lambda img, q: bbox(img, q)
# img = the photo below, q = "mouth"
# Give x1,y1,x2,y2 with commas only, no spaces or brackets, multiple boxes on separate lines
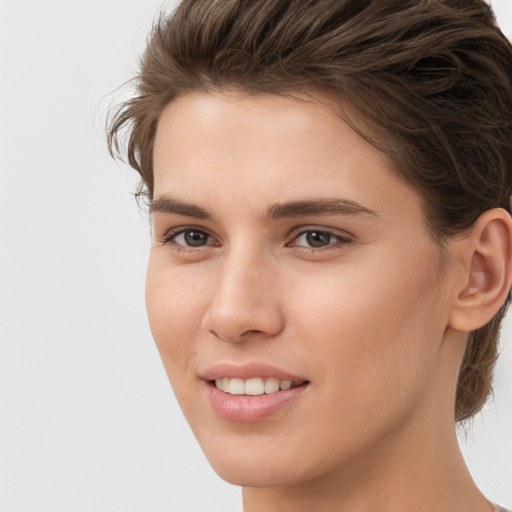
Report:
201,362,310,422
205,378,310,423
210,377,308,396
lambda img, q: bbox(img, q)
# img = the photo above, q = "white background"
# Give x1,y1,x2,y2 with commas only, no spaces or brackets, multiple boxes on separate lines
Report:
0,1,511,511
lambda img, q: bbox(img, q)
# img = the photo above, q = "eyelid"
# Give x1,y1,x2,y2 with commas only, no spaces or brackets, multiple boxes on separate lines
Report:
155,224,353,253
288,226,353,242
156,225,220,247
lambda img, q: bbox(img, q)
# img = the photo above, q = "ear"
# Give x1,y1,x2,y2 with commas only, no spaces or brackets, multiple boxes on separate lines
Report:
449,208,512,332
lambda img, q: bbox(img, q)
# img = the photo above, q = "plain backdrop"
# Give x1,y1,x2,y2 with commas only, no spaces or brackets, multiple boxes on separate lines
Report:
0,1,511,511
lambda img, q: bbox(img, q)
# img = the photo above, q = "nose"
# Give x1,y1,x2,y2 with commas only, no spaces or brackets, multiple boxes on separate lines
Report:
201,249,285,343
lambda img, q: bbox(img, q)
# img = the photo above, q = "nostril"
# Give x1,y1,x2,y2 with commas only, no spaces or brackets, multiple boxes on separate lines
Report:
241,329,264,336
208,328,264,343
202,294,285,342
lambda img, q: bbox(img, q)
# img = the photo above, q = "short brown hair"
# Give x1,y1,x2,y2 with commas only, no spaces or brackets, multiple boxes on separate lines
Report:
107,0,512,422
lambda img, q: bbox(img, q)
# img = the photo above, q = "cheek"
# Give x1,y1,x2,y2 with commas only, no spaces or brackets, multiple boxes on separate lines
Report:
145,255,210,374
290,247,446,414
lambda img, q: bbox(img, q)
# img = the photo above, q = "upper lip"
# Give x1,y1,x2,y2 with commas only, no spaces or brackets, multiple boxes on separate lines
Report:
201,361,308,382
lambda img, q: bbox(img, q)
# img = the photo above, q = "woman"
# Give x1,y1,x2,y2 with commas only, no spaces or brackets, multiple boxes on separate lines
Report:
108,1,512,510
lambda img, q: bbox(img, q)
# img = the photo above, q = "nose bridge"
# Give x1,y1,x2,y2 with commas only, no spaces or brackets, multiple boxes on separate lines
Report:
202,242,283,341
222,245,267,295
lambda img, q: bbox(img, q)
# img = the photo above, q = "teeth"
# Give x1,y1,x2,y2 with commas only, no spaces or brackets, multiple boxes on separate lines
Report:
245,377,265,395
213,377,304,395
280,380,292,390
228,378,245,395
264,377,280,394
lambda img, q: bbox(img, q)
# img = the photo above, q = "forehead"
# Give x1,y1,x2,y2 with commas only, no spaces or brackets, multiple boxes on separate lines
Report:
155,89,349,161
152,90,424,228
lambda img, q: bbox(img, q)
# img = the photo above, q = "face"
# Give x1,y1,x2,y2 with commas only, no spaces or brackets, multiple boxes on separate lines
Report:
147,90,457,487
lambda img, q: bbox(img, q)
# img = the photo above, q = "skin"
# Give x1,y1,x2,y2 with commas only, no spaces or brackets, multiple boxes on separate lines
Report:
147,90,507,512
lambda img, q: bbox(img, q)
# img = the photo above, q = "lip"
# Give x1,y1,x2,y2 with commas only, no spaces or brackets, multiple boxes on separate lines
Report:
201,362,310,423
201,361,307,382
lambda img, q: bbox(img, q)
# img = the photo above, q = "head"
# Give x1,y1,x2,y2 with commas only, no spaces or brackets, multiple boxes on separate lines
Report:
107,0,512,487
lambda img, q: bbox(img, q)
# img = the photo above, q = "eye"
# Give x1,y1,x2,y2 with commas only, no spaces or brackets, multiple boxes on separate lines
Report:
174,229,211,247
297,230,334,248
289,229,350,250
160,227,218,249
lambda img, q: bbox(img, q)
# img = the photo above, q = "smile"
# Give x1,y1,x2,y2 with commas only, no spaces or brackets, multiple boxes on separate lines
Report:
213,377,306,395
202,362,310,422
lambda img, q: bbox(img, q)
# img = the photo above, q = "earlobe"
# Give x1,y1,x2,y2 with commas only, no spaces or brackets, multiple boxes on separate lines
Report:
449,208,512,332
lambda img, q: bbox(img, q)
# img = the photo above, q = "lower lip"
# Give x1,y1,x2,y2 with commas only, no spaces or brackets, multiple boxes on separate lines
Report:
206,381,309,423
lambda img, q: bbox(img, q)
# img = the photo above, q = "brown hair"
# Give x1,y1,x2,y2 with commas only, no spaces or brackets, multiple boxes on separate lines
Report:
107,0,512,422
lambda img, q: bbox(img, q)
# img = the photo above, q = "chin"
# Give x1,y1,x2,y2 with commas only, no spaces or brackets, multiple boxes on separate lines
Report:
211,457,312,488
198,436,335,489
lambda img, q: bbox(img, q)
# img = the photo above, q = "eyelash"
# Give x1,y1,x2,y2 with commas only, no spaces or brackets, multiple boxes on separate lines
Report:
157,227,219,252
288,229,352,252
157,226,352,254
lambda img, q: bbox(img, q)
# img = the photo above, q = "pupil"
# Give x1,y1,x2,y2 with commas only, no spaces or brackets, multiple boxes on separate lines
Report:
306,231,331,247
184,230,207,246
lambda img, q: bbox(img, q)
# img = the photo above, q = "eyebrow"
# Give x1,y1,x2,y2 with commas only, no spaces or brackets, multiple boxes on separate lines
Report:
150,196,213,219
267,198,378,219
149,195,378,220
